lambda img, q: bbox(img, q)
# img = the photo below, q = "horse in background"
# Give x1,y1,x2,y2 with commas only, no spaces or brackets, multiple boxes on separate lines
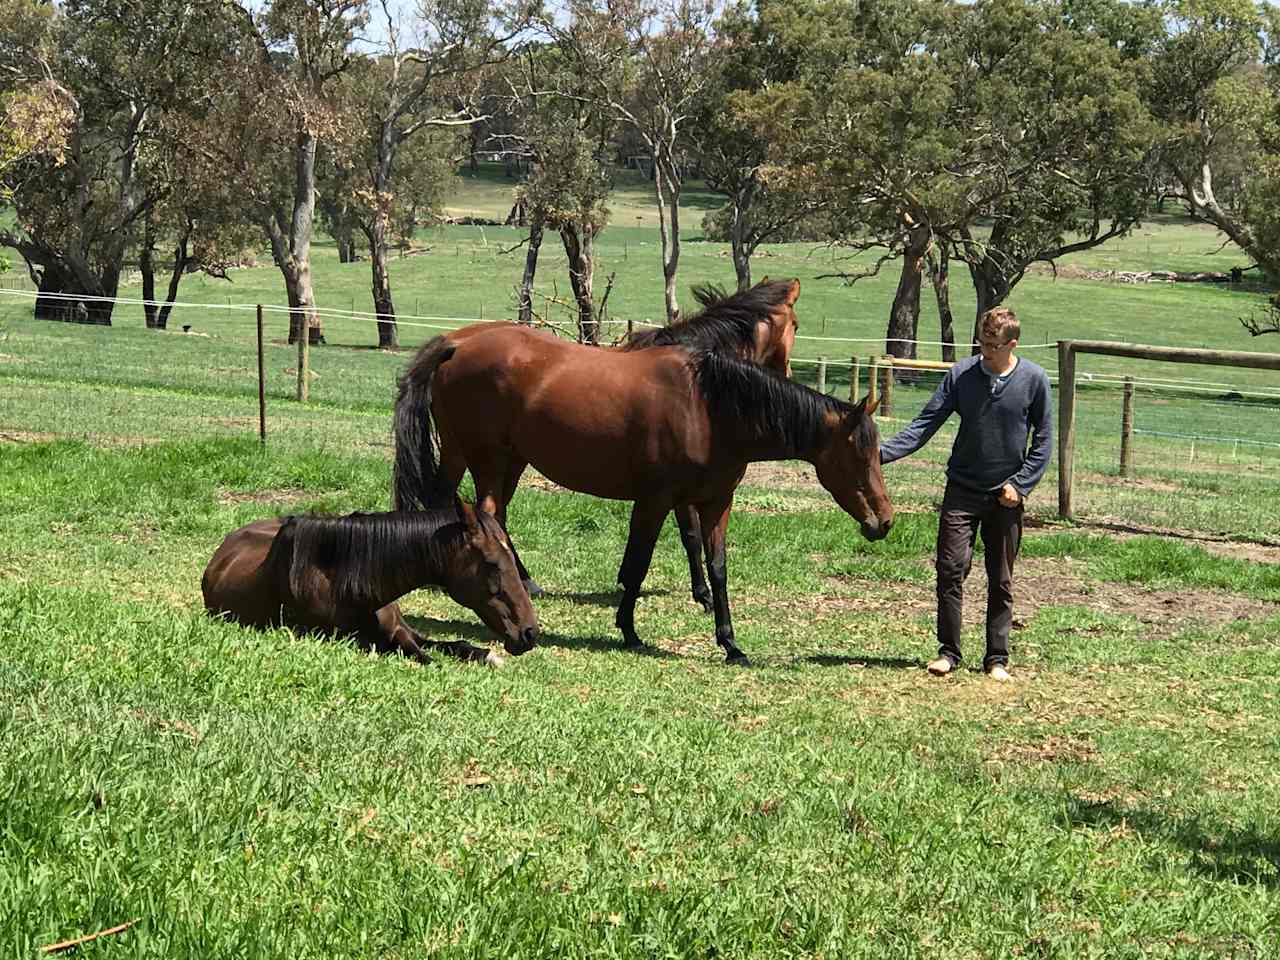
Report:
394,278,802,610
393,334,891,665
202,502,538,667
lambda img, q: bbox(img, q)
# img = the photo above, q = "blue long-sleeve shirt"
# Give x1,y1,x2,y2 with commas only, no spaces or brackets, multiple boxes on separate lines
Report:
879,355,1053,497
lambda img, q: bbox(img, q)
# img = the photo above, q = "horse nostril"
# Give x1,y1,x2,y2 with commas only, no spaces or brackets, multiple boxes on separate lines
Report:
520,626,538,648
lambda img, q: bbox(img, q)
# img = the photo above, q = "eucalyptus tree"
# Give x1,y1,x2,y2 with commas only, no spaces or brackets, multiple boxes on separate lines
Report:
547,0,719,323
339,0,528,348
209,0,369,344
1149,0,1280,333
810,0,1160,358
503,45,616,341
0,0,239,325
807,0,965,360
943,0,1161,338
692,0,834,291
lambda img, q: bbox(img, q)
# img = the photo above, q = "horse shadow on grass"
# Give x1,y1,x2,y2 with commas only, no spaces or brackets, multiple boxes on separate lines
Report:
1064,796,1280,888
544,588,671,608
402,614,676,659
802,654,921,670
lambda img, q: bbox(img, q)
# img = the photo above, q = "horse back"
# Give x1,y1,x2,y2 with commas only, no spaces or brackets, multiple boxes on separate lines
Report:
435,326,713,498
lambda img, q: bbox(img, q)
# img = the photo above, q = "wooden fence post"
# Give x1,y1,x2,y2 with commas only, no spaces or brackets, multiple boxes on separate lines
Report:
296,310,310,403
257,305,267,444
850,356,861,403
1119,375,1134,477
868,356,880,412
880,358,894,418
1057,342,1076,519
817,357,827,394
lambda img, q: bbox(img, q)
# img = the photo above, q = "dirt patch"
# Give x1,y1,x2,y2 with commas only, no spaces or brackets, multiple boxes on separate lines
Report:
1026,514,1280,565
0,429,59,444
989,734,1097,765
820,554,1276,634
216,488,310,506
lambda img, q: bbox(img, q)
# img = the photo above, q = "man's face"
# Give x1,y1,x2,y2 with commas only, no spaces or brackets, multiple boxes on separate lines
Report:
979,331,1017,363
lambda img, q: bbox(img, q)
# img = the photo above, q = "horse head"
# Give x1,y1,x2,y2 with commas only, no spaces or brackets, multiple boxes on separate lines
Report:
751,277,800,378
812,394,894,541
444,502,539,655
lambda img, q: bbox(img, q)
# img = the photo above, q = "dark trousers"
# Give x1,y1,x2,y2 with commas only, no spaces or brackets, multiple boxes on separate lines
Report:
935,481,1024,669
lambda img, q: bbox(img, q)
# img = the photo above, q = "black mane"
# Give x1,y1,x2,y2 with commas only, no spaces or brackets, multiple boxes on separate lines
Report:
621,280,793,357
692,352,878,457
265,506,502,608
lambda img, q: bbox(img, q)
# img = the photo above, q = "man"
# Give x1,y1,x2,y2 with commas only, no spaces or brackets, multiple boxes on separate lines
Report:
879,306,1053,681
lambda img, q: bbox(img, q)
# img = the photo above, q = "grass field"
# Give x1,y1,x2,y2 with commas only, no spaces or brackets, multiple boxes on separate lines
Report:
2,169,1280,957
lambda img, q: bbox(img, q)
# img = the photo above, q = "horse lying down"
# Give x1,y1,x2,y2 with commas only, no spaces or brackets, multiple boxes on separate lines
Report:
202,502,538,667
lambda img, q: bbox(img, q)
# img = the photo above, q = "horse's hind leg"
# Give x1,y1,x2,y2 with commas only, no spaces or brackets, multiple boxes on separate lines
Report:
673,503,713,613
698,495,749,666
615,500,669,650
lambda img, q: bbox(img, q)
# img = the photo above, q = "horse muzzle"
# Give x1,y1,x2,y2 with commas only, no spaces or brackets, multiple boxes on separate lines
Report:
506,624,539,656
859,517,892,541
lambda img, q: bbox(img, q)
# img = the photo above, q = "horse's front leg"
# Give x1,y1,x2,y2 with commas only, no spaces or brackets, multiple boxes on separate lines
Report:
473,458,542,599
698,494,748,666
672,503,713,613
615,500,671,649
375,606,503,667
498,460,543,598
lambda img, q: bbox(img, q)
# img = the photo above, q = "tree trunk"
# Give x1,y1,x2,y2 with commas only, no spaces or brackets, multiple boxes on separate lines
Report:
653,153,682,324
886,222,931,360
926,239,956,363
730,200,752,292
560,222,597,344
141,218,159,329
968,260,1011,354
33,261,77,322
276,131,322,345
517,216,544,325
31,258,113,325
156,230,193,331
365,213,398,349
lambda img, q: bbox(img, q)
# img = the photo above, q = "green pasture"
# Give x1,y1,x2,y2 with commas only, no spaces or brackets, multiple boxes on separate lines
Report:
2,170,1280,956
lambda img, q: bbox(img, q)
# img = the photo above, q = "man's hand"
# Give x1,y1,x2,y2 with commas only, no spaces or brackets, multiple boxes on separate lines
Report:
998,483,1022,508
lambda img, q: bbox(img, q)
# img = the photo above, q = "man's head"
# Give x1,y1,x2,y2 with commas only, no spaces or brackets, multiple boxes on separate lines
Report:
978,306,1019,362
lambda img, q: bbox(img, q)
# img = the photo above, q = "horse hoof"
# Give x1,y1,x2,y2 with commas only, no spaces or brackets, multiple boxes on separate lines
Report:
693,592,713,614
621,636,646,651
485,650,506,669
725,652,751,667
523,579,545,599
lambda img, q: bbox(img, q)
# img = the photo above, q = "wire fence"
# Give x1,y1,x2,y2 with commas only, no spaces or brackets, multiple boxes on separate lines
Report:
3,287,1278,533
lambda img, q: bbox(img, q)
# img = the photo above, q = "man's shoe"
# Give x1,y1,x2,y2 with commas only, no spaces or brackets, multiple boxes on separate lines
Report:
926,657,954,676
986,664,1012,682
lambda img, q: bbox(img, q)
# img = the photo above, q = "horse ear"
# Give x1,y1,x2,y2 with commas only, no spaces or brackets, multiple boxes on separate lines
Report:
862,393,881,417
785,278,801,305
456,497,478,528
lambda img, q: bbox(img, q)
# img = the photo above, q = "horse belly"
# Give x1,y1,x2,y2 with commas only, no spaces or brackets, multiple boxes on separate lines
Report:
517,395,705,501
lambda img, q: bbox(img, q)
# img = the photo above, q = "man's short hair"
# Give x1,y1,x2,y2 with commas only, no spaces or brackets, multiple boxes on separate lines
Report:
980,306,1020,344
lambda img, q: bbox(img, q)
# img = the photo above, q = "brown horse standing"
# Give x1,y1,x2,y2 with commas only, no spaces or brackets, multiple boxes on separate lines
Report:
395,278,802,610
393,335,892,665
202,503,539,666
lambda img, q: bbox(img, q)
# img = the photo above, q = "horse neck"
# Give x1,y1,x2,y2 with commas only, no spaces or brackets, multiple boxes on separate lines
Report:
401,547,450,597
365,539,448,608
718,404,836,466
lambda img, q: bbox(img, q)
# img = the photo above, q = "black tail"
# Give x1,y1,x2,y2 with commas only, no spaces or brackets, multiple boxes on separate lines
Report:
393,336,458,511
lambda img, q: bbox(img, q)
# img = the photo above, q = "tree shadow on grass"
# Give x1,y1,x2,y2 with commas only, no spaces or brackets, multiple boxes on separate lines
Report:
1065,796,1280,888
